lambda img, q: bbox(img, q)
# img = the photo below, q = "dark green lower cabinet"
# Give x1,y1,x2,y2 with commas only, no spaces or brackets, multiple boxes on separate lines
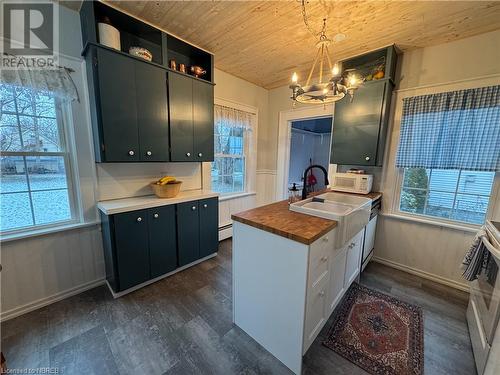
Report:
101,198,218,293
177,201,201,266
148,205,177,278
113,209,151,291
199,198,219,258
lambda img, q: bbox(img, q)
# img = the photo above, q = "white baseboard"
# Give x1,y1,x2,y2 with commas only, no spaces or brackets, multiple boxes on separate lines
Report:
219,226,232,241
371,256,470,292
1,278,106,322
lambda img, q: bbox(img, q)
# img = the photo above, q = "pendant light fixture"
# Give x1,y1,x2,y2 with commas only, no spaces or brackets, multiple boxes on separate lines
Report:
289,1,361,105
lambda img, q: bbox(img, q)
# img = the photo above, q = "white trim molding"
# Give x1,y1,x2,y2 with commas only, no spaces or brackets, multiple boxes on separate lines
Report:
276,105,334,201
372,256,469,292
1,278,106,322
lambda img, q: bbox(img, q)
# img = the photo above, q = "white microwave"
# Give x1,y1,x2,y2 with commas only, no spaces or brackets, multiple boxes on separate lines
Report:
330,173,373,194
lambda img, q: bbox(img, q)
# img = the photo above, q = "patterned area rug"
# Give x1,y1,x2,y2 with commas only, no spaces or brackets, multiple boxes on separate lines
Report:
323,283,424,375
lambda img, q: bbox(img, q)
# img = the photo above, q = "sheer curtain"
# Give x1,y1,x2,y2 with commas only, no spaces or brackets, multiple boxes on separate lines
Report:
213,104,255,194
0,55,79,101
396,85,500,172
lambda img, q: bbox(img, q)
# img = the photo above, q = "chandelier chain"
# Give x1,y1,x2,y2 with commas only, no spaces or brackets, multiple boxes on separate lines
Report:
300,0,323,37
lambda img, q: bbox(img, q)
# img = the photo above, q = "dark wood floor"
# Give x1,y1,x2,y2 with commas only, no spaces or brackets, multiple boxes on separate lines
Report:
1,239,476,374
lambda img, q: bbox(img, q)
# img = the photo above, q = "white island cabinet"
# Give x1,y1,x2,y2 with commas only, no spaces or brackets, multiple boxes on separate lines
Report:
232,221,364,374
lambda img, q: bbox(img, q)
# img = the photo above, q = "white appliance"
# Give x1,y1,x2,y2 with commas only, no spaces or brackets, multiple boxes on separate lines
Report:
330,173,373,195
467,219,500,375
361,197,380,271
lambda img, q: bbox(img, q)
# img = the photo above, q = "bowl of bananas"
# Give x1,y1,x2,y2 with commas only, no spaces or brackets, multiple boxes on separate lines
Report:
151,176,182,198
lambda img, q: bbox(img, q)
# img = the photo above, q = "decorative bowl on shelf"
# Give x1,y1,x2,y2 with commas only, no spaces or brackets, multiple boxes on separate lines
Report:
190,65,206,78
129,47,153,62
151,181,182,198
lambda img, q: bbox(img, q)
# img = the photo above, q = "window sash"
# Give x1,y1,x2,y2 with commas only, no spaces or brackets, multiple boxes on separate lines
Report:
396,167,494,226
1,87,78,234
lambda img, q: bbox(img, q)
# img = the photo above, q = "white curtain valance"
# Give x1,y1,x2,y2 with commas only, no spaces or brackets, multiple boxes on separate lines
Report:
0,56,78,101
215,104,253,131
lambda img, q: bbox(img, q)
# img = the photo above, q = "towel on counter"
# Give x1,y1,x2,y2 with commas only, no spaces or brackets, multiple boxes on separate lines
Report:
462,226,490,281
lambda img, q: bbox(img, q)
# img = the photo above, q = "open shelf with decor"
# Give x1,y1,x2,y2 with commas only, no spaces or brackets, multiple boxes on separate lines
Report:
341,45,398,84
80,1,164,65
166,34,213,83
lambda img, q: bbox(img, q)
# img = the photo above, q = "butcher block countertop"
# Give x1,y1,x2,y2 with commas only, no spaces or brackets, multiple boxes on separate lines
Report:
232,200,337,245
231,190,382,245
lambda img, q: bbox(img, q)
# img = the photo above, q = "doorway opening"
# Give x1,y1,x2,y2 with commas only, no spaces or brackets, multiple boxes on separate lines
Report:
288,117,333,196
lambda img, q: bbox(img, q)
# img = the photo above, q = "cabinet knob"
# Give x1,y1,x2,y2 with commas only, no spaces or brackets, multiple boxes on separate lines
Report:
198,152,203,157
136,217,142,222
321,256,328,262
186,152,191,157
365,156,370,161
146,151,152,156
319,291,325,297
203,204,208,208
153,213,159,219
191,206,197,211
128,150,135,156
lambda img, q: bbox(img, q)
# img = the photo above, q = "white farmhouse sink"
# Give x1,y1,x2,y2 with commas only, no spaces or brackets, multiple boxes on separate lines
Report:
290,192,372,248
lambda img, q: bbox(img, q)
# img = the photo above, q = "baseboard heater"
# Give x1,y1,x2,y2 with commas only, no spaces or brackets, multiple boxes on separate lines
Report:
219,223,233,241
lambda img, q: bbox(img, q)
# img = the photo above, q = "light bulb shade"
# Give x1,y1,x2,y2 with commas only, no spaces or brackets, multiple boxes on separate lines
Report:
291,72,298,83
332,64,340,76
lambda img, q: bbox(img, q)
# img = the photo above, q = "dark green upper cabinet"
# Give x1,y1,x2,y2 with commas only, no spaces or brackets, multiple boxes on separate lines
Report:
135,60,169,161
81,1,215,163
92,47,140,162
193,80,215,162
169,72,215,162
86,46,169,162
331,46,398,167
169,72,194,162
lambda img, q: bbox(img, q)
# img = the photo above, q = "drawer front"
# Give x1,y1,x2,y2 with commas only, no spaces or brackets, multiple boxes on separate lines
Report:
304,271,328,353
309,231,334,286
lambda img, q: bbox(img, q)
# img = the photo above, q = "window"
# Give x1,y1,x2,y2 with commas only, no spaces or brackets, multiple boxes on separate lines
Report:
395,86,499,226
1,84,77,233
399,168,495,225
211,105,253,195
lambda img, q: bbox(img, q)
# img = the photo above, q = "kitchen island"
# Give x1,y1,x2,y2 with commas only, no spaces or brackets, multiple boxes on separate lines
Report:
231,193,380,374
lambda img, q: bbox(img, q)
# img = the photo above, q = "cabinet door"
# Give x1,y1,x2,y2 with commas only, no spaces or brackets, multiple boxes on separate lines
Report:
177,201,200,266
327,246,347,315
148,205,177,278
330,80,387,166
113,210,150,291
96,48,139,162
169,73,194,161
304,273,328,353
136,61,169,161
199,197,218,258
193,80,214,161
344,230,364,288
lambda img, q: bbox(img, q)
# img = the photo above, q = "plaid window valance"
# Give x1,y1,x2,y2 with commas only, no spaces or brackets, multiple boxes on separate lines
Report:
395,85,500,172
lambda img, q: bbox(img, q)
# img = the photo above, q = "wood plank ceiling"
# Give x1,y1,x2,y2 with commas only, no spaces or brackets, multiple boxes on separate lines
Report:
103,1,500,89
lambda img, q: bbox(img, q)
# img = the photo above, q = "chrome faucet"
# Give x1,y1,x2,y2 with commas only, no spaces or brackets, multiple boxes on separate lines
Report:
302,165,329,200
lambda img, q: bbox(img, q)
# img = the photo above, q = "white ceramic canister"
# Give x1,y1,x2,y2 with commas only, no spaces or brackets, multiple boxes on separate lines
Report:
98,22,121,50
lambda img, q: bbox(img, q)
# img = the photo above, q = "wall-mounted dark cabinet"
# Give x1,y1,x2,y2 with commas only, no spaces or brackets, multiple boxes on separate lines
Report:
101,198,218,293
81,1,215,163
177,197,219,266
331,46,398,167
169,72,214,162
86,46,169,162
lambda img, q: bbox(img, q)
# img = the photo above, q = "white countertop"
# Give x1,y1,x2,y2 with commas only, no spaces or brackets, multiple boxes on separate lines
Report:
97,190,219,215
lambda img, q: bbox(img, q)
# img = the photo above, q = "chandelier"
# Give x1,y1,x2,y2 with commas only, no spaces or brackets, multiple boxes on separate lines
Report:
289,2,361,104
